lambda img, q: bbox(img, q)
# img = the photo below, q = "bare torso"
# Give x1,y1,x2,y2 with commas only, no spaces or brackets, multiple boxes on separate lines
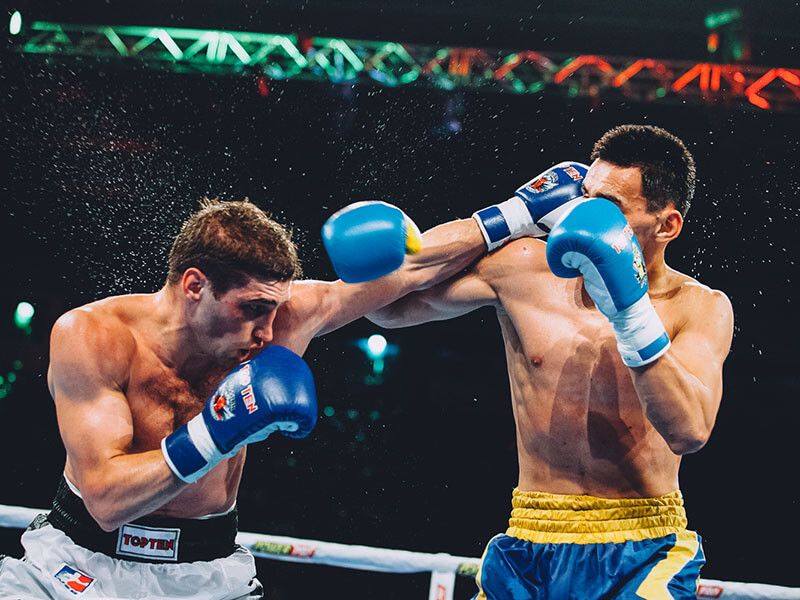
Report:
490,239,703,498
57,294,243,518
47,218,486,527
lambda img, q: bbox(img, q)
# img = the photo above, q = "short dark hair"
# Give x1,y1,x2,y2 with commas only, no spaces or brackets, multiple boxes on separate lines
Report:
167,198,302,297
591,125,695,217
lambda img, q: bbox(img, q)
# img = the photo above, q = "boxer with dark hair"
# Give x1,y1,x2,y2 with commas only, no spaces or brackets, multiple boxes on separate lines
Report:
370,125,733,599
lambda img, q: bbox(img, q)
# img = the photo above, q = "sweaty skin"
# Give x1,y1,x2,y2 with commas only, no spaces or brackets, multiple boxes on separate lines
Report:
369,160,734,498
47,218,484,530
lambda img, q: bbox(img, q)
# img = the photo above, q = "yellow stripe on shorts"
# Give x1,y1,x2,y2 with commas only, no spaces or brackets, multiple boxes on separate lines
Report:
473,534,502,600
635,530,700,600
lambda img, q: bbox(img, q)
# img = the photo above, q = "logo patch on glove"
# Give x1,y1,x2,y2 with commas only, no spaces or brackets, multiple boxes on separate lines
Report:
524,171,559,194
632,245,647,287
212,364,257,420
212,390,235,421
611,224,635,254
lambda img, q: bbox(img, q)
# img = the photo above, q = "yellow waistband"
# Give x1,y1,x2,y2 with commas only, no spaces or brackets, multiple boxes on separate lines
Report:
506,488,688,545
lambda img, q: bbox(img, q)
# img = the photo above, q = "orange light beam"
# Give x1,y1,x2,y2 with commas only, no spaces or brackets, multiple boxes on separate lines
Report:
553,55,612,84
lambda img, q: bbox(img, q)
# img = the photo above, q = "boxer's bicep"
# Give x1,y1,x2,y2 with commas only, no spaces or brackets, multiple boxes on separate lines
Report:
56,379,135,480
49,311,136,487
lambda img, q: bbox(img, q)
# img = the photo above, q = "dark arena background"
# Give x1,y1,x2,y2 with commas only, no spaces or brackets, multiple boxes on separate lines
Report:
1,0,799,597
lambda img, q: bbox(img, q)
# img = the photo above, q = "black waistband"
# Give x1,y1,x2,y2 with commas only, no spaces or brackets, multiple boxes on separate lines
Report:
46,476,238,563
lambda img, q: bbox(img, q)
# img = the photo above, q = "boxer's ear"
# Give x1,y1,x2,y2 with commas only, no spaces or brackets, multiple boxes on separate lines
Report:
655,207,682,244
182,268,209,300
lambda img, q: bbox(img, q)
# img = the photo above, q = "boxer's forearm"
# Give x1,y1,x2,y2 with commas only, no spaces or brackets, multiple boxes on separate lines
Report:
306,219,487,339
76,451,189,531
630,290,730,456
630,353,719,455
398,218,485,291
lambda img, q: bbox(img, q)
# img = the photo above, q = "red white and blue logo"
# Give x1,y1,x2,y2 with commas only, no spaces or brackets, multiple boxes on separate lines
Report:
524,171,560,194
212,391,235,421
54,564,95,595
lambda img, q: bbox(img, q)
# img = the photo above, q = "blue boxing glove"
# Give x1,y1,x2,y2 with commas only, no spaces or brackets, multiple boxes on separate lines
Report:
546,199,670,367
473,162,589,251
322,201,423,284
162,346,317,483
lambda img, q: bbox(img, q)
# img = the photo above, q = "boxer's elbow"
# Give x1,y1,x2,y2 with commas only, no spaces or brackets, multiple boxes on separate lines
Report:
365,298,423,329
664,423,711,455
95,516,123,533
667,436,706,456
81,484,126,531
365,308,407,329
84,500,124,532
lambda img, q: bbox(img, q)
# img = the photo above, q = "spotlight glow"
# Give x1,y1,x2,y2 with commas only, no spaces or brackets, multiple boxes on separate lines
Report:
366,334,387,359
14,301,34,329
9,11,21,35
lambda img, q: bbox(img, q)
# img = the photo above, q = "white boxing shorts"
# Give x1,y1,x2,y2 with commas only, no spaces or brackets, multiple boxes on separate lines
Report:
0,518,262,599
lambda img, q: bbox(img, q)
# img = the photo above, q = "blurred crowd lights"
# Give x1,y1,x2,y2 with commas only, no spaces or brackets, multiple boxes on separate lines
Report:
0,361,24,401
3,301,33,400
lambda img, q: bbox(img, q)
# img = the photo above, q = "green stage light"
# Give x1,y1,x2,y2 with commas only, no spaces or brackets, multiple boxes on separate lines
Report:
705,9,742,30
357,334,398,384
365,334,387,360
14,301,34,330
9,11,21,35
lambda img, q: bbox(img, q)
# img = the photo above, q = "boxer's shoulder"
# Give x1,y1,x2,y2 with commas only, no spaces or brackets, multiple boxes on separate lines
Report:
484,237,548,269
50,296,139,385
654,269,733,334
474,237,550,287
53,296,137,343
656,269,730,307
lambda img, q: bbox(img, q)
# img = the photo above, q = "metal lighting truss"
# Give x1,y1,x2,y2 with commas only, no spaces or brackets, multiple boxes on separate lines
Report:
11,20,800,112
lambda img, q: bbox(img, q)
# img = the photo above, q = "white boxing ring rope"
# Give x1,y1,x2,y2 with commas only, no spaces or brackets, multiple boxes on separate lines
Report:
2,505,798,600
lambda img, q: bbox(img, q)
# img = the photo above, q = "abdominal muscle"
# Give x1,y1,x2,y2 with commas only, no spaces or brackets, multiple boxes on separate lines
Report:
152,452,244,518
497,309,681,499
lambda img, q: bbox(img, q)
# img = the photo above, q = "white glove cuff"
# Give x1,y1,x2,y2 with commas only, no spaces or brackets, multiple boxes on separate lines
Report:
161,414,224,484
537,197,587,233
608,294,671,367
497,196,537,239
473,197,544,251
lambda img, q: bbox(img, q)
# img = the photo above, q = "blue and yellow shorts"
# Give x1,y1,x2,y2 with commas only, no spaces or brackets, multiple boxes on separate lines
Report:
474,488,704,599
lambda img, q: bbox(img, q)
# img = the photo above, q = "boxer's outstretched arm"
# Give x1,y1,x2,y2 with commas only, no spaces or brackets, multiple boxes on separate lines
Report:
49,310,187,531
273,162,589,353
365,237,546,328
271,218,487,353
366,266,497,328
629,285,733,455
